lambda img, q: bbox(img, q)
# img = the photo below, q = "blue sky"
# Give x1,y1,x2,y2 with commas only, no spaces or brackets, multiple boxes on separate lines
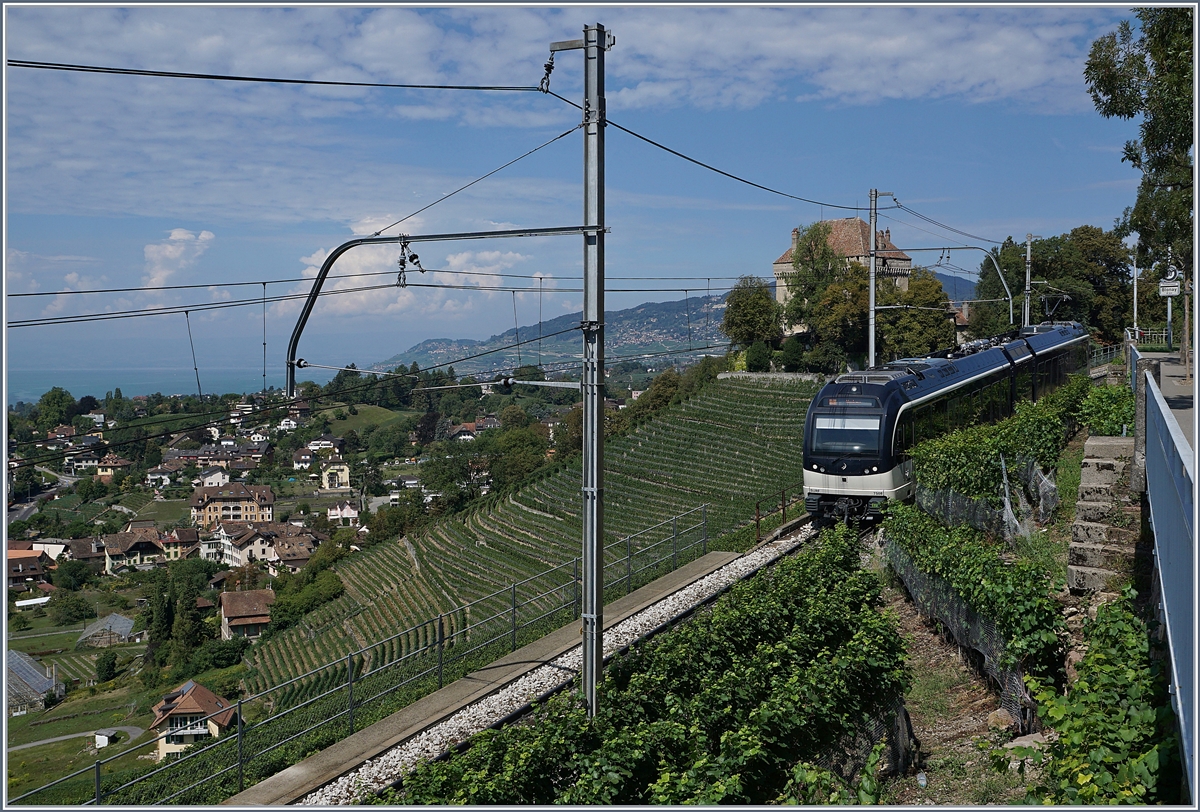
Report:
4,6,1143,399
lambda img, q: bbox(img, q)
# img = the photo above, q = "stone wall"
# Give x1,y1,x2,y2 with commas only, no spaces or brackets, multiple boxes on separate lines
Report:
1066,435,1144,592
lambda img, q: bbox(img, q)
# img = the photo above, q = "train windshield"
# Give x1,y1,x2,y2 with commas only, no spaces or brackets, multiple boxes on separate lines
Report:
811,415,881,455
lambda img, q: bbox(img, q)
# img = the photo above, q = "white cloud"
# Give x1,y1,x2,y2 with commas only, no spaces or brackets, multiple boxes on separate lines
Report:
143,228,214,288
3,6,1124,227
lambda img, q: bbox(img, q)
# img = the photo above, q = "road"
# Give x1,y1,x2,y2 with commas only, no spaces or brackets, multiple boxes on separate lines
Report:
7,726,145,753
7,468,76,525
7,500,38,524
7,625,87,641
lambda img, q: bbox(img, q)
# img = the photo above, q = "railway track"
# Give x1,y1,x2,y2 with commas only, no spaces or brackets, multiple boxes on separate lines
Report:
228,516,822,805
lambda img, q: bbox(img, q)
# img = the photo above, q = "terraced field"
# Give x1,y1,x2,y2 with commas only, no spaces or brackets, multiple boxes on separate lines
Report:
244,376,818,694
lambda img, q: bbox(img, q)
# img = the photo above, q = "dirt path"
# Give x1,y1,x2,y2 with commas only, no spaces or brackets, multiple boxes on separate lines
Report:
881,584,1030,805
8,726,145,753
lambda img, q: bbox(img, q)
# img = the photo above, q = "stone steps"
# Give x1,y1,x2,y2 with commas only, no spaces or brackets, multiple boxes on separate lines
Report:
1066,434,1137,595
1067,541,1140,572
1067,564,1118,592
1071,520,1136,545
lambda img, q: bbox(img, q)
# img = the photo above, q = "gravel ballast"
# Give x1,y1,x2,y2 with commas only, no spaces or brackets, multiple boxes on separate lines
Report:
301,526,816,805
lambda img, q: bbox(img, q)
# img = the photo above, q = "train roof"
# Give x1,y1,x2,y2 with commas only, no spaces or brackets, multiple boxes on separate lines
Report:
822,322,1087,406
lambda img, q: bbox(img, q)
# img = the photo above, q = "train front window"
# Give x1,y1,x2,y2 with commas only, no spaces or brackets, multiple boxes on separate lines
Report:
812,415,882,455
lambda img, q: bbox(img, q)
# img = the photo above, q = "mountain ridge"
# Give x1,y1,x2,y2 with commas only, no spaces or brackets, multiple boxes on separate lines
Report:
367,272,976,375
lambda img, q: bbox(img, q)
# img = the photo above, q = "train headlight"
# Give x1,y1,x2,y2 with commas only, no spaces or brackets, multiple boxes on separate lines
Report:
872,466,878,472
812,464,818,470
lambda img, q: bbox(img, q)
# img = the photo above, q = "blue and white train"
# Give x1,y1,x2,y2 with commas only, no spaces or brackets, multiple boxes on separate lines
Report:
802,321,1090,524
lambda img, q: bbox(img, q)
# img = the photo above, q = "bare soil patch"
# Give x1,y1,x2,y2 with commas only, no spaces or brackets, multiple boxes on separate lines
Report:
881,584,1028,805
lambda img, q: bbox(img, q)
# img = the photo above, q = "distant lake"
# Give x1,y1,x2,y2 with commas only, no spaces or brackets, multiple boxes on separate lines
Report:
6,367,334,406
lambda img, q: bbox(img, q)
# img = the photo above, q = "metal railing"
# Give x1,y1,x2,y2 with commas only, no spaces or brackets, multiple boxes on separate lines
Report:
754,481,805,541
1125,327,1171,346
1143,369,1195,798
11,505,709,806
1090,342,1124,368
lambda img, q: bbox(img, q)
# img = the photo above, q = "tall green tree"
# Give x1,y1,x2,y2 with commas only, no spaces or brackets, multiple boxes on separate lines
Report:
1085,8,1193,284
36,387,76,431
170,580,205,667
783,221,843,332
147,570,175,666
95,651,118,683
808,265,871,360
969,228,1132,342
719,276,782,349
878,269,956,359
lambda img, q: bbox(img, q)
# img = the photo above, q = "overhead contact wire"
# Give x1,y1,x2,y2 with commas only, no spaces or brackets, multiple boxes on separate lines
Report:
372,125,582,236
6,59,540,92
544,90,894,213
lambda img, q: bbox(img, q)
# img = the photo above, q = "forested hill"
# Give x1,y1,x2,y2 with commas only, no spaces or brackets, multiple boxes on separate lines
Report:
369,295,727,375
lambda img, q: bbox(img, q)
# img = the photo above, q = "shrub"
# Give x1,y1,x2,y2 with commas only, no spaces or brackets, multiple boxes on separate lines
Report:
384,526,908,805
1010,588,1178,804
910,374,1090,504
780,336,805,372
745,340,771,372
1079,384,1135,436
884,502,1064,677
96,651,118,683
47,590,97,625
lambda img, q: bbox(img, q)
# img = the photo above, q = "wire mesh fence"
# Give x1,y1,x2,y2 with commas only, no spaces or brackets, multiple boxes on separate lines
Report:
814,696,918,783
915,454,1059,543
884,539,1037,733
11,506,709,807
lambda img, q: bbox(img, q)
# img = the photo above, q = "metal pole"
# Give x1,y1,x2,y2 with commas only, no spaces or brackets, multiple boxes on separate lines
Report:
1183,285,1191,382
1133,251,1139,333
702,504,708,555
281,226,596,397
626,534,632,593
510,583,517,652
672,515,678,570
1167,294,1174,351
1024,234,1033,327
868,190,893,368
781,489,787,524
756,501,761,541
95,760,102,805
436,614,444,688
346,653,355,733
237,698,244,792
575,22,611,718
869,188,877,368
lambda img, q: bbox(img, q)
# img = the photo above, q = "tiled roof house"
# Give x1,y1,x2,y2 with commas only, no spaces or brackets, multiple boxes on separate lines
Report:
218,589,275,640
149,680,238,760
772,218,914,309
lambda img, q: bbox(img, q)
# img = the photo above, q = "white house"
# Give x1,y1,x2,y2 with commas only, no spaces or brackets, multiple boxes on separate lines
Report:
277,417,298,431
200,467,231,488
328,501,359,527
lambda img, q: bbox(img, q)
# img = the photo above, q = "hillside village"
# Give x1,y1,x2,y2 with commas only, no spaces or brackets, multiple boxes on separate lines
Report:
4,357,695,772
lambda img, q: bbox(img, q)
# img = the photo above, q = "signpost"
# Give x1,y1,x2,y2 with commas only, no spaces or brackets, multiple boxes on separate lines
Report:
1162,264,1180,351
